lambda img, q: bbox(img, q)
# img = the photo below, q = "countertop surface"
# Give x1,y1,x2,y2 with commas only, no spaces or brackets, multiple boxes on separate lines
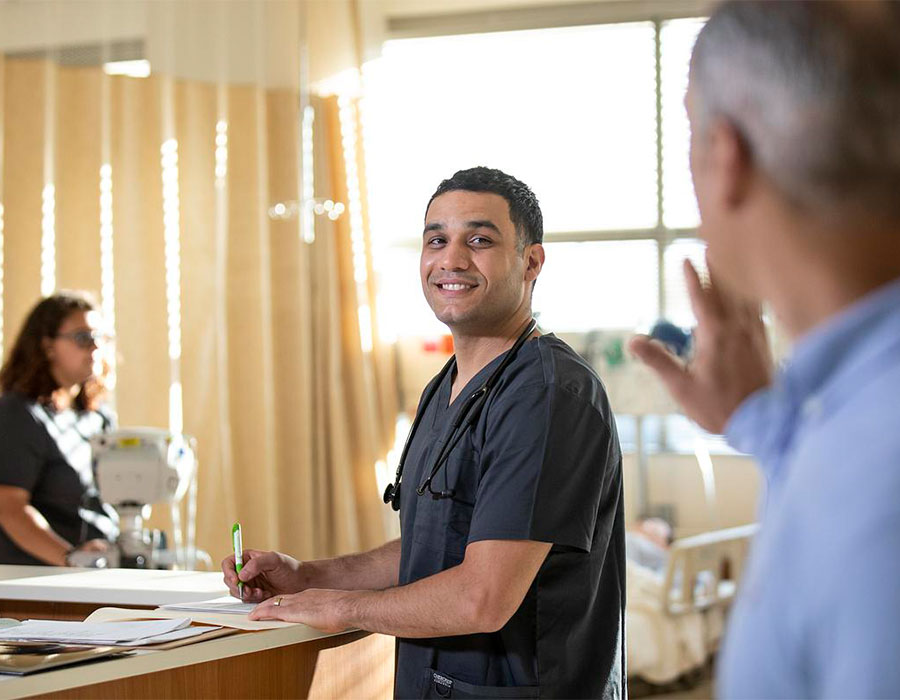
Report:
0,565,229,606
0,565,355,700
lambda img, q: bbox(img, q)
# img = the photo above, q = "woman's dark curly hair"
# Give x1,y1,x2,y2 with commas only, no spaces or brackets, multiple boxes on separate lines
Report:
0,291,109,411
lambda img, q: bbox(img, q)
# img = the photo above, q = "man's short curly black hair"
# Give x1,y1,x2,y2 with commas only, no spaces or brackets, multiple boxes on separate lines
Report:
426,167,543,248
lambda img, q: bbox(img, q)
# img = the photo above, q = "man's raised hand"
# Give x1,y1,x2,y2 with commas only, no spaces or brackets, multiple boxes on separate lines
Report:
629,257,773,434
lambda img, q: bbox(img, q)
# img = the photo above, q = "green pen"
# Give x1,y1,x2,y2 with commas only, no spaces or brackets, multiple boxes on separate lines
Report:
232,522,243,600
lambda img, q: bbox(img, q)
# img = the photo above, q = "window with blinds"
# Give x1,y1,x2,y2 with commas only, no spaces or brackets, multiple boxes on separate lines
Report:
534,240,659,332
364,17,709,339
361,15,737,453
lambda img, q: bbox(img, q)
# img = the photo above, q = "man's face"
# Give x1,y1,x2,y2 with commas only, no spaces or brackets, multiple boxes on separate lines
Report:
420,190,536,334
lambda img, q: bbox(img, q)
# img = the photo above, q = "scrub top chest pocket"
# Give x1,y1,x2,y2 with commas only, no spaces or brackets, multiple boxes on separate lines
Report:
413,451,479,560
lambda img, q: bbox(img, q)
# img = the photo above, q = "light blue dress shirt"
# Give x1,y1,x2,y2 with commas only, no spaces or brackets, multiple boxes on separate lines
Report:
719,277,900,699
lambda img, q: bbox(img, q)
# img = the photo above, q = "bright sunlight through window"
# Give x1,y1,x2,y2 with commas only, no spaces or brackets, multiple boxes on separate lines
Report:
364,18,706,337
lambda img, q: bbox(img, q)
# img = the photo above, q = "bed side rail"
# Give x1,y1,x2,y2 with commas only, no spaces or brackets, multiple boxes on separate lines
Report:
662,523,759,615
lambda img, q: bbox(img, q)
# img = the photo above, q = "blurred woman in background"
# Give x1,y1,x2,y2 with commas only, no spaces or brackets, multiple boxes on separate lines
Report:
0,291,118,566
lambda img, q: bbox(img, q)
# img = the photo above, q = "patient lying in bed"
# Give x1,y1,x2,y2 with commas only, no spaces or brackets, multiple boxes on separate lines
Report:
627,517,719,600
625,518,727,685
625,517,672,573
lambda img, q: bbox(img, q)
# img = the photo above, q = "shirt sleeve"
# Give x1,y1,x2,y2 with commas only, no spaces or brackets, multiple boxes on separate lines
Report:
467,383,618,552
0,400,46,492
724,385,774,457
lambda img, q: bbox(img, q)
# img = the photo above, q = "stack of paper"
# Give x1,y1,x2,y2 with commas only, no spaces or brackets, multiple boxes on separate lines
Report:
160,595,256,615
0,618,216,646
86,606,294,631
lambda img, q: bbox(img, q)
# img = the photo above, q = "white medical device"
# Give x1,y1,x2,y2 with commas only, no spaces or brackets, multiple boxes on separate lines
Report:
91,428,198,569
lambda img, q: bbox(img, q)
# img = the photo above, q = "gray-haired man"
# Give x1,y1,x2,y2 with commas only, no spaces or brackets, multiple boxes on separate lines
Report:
631,2,900,697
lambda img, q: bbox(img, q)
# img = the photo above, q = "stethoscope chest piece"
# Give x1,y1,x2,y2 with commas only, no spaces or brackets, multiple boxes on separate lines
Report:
384,482,401,512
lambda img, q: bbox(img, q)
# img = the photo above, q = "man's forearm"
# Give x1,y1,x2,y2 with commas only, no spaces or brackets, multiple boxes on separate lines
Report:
0,506,72,566
302,538,401,591
327,540,550,638
338,561,489,637
251,539,550,635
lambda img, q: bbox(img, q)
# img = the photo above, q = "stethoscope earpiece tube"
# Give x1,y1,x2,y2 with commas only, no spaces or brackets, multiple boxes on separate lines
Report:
386,318,537,509
382,354,455,511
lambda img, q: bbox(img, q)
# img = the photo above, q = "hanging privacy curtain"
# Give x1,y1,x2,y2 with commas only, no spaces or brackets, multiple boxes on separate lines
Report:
0,52,398,565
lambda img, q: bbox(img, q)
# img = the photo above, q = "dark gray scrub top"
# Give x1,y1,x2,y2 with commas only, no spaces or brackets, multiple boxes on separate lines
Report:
0,393,118,565
396,335,626,699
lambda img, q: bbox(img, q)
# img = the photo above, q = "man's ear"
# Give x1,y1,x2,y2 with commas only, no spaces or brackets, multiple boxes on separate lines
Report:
524,243,545,284
706,117,754,209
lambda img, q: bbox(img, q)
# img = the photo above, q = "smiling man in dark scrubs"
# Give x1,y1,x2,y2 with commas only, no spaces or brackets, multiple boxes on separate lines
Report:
224,167,626,699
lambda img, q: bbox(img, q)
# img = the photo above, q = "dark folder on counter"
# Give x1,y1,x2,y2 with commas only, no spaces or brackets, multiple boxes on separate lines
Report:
0,643,129,675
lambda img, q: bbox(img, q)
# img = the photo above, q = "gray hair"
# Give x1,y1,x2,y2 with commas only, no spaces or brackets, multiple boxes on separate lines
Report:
690,1,900,222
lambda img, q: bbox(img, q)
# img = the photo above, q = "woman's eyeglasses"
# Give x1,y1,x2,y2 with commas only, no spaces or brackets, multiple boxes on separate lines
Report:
55,330,114,349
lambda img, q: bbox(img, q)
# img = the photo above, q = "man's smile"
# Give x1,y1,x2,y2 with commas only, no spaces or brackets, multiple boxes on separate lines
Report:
433,278,479,294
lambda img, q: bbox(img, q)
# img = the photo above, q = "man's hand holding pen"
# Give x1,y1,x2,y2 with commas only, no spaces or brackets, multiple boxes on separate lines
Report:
222,549,305,603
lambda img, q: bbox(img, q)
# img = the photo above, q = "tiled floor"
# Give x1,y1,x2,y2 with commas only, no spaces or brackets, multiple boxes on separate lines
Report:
630,662,715,699
653,679,714,699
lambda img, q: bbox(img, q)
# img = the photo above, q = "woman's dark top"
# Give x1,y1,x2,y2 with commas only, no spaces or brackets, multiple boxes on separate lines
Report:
0,392,118,565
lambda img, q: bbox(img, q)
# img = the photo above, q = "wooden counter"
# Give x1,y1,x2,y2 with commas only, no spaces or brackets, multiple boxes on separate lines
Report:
0,566,394,699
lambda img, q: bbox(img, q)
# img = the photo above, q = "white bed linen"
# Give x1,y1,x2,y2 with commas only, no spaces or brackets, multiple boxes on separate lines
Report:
626,560,719,684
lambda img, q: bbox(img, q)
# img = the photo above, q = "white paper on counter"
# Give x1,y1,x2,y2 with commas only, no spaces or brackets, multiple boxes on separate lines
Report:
160,596,255,615
0,617,191,644
86,607,297,631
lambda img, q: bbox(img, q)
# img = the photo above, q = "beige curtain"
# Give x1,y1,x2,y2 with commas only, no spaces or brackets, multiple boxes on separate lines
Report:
0,55,398,566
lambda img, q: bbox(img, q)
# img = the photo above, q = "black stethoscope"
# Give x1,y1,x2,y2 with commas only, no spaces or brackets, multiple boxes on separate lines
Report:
383,318,538,511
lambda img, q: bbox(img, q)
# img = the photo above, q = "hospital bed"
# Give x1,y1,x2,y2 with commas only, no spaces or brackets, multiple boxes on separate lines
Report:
627,523,758,687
